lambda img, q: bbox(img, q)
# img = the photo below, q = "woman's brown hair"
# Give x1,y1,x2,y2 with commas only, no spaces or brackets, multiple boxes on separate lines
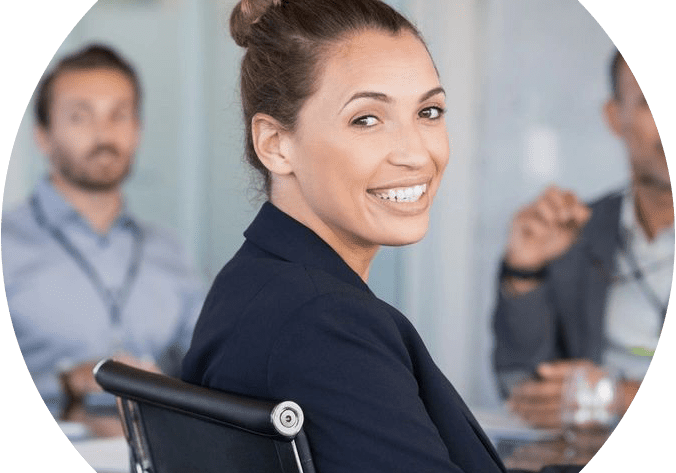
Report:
229,0,423,196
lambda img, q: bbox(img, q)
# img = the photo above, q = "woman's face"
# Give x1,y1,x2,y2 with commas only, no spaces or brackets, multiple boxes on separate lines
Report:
282,29,449,260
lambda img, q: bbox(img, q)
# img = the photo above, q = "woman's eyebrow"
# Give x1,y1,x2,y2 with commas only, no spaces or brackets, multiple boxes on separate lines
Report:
341,86,446,112
341,91,391,111
419,86,445,102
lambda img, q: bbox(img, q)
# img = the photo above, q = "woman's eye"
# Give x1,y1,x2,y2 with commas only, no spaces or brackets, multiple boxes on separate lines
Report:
419,106,446,120
351,115,379,127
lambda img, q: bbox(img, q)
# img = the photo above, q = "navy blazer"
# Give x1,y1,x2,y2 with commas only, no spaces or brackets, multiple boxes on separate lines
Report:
183,202,506,472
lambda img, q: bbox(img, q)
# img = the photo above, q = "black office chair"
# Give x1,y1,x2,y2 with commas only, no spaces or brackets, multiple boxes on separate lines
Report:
93,359,316,473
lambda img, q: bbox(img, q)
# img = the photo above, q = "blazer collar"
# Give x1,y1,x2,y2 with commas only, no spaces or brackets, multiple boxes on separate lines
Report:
244,202,372,295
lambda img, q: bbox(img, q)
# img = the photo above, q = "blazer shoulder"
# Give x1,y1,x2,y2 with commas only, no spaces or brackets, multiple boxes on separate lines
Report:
587,189,623,214
581,190,623,246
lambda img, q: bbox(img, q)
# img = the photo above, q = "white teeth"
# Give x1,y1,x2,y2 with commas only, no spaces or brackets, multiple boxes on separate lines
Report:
374,183,427,203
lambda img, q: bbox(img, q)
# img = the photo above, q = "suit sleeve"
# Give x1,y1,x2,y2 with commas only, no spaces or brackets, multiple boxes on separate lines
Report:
492,274,559,398
266,293,471,473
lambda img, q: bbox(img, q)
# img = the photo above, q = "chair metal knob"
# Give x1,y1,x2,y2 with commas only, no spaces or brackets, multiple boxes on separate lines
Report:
271,401,304,438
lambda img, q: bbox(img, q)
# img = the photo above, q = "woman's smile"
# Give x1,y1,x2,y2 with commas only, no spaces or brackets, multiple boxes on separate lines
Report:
366,180,432,219
369,182,428,203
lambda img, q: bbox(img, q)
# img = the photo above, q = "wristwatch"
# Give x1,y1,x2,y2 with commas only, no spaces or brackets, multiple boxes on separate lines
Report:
499,260,548,281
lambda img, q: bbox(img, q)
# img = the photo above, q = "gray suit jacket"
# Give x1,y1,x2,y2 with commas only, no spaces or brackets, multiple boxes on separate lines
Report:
493,191,623,397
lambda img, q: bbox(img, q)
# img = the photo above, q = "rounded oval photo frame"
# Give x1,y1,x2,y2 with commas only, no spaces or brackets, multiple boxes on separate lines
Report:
0,0,673,472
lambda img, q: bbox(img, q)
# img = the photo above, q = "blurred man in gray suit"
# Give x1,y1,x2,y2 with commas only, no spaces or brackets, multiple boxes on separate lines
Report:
493,50,672,428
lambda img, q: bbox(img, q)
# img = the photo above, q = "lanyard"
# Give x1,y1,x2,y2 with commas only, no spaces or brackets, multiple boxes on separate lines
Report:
616,228,670,322
30,195,144,327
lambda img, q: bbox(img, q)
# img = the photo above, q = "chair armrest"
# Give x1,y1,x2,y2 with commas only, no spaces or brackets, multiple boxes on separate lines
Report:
93,359,303,439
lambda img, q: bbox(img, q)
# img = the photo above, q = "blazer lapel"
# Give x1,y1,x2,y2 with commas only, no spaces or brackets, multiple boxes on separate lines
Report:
579,194,623,361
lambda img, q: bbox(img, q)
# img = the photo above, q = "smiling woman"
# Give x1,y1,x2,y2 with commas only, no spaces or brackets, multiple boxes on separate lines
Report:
180,1,573,472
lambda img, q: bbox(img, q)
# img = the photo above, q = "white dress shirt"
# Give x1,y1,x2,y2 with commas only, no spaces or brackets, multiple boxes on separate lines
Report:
602,189,674,380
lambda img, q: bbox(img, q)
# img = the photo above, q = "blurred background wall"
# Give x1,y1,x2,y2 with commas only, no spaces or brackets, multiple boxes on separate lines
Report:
3,0,625,408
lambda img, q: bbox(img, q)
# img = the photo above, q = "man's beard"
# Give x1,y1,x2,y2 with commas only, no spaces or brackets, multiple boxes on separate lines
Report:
629,136,671,193
53,144,132,192
635,171,672,193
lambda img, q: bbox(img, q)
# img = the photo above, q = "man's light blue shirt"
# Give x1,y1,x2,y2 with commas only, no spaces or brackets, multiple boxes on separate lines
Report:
2,178,205,414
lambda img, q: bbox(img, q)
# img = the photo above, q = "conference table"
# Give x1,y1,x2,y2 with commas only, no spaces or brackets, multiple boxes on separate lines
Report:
65,404,612,472
472,406,614,471
493,428,611,471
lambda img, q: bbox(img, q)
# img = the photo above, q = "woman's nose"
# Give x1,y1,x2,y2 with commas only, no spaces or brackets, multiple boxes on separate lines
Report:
389,123,430,168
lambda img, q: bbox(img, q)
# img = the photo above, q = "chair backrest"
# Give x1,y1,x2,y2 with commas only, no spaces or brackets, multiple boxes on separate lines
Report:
93,359,316,473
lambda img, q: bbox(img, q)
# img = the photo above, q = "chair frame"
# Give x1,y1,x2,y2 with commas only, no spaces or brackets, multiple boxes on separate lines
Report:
93,359,315,473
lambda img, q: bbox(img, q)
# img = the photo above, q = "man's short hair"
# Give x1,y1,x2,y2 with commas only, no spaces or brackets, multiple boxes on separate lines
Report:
34,44,142,128
610,49,626,101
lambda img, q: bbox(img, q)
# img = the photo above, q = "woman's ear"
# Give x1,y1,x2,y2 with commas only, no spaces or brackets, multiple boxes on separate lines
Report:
252,113,294,176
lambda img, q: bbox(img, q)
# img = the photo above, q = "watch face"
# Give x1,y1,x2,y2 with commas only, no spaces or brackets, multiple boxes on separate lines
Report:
501,261,548,280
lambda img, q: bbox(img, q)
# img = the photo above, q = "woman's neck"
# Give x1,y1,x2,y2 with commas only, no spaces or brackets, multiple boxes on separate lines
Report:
270,191,378,283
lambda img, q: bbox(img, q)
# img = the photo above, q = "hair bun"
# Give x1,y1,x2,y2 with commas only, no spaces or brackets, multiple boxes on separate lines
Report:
230,0,282,47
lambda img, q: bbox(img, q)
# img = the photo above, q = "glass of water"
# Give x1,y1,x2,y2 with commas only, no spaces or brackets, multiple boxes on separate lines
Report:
560,364,623,459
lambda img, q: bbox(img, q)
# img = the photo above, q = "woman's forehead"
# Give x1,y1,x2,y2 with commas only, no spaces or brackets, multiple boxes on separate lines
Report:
314,29,439,104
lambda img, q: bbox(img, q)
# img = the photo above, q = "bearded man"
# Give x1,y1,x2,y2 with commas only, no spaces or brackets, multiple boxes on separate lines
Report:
493,50,672,428
2,44,204,421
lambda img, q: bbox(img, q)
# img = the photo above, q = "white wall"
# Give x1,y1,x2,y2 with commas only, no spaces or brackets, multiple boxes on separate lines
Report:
3,0,632,407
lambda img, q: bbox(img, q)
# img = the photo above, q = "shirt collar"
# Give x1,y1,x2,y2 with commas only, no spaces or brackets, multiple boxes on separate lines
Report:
244,202,372,294
33,176,136,232
620,187,675,248
620,187,639,238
